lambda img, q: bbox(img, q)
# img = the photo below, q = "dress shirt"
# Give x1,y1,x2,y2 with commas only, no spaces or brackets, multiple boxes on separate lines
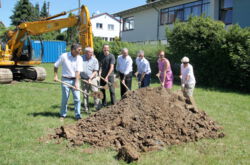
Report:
136,57,151,74
116,55,133,75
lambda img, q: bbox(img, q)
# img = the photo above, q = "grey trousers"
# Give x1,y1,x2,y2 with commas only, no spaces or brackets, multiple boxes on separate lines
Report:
81,77,101,111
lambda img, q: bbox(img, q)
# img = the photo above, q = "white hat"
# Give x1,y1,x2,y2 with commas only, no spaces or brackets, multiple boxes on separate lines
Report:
181,56,189,63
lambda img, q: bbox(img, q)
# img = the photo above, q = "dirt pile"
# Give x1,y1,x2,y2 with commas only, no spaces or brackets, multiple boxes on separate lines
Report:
51,87,224,162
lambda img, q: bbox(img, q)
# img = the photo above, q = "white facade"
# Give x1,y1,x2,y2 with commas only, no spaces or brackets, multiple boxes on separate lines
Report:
91,13,120,41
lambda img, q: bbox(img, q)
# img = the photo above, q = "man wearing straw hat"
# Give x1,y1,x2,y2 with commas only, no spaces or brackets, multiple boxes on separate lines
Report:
54,43,83,120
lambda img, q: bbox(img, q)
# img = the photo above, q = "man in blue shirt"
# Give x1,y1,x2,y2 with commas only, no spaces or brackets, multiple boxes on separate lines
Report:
135,50,151,88
80,47,101,112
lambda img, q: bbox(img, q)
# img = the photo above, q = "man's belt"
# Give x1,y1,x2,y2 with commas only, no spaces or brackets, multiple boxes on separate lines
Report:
62,76,76,80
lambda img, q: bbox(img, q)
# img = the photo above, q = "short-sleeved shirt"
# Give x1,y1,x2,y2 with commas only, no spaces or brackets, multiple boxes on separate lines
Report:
54,52,83,78
100,53,116,77
136,57,151,74
81,55,99,77
181,63,196,85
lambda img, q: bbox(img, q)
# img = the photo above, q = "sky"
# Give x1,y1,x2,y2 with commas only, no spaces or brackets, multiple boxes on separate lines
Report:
0,0,146,27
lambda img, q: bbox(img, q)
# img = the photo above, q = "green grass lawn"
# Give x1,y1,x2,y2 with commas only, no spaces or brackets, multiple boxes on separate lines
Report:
0,63,249,165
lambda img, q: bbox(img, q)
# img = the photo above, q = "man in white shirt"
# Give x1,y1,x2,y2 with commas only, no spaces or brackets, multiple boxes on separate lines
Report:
54,43,83,120
116,48,133,97
135,50,151,88
180,56,196,97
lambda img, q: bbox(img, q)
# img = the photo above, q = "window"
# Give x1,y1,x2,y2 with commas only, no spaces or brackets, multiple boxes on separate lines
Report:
102,37,108,41
219,0,233,24
109,38,115,41
123,17,134,31
96,23,103,29
108,24,114,30
160,0,210,25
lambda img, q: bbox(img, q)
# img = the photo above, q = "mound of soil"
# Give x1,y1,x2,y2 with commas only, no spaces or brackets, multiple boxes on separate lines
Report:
50,87,224,162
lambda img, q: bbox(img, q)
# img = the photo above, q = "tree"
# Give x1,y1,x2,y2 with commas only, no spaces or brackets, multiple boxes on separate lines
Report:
34,3,40,20
10,0,37,26
66,13,78,45
40,1,48,18
146,0,157,3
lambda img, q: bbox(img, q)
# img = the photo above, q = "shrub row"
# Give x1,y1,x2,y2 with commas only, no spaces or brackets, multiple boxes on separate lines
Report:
93,37,167,77
166,16,250,92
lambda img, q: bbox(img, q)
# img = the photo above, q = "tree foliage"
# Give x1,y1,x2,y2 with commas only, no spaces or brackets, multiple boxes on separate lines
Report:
66,13,78,45
146,0,157,3
34,3,40,20
40,1,48,18
166,16,250,92
10,0,37,25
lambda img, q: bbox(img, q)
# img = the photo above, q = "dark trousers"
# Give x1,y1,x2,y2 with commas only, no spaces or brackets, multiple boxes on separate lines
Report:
100,75,116,105
119,72,132,97
138,73,151,88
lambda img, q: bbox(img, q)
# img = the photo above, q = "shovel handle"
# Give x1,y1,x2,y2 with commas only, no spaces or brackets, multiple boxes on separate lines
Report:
99,76,112,85
56,79,89,95
121,81,130,91
81,79,100,88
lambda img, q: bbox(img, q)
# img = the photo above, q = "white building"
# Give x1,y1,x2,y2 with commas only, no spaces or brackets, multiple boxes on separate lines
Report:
91,13,121,41
113,0,250,43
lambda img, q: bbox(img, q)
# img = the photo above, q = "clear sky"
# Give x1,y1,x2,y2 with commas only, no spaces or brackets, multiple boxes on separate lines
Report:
0,0,146,27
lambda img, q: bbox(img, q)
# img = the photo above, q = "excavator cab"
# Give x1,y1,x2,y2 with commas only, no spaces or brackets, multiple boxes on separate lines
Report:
18,37,43,62
18,37,33,61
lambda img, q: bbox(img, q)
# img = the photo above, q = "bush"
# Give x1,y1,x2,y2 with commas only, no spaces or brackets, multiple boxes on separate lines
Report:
224,25,250,91
93,38,167,75
166,16,250,92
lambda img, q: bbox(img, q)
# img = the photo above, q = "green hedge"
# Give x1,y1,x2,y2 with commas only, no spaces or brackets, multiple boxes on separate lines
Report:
166,16,250,92
93,37,167,76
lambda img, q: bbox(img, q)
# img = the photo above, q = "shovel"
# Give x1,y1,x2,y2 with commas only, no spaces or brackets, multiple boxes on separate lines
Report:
99,76,118,88
81,79,109,90
56,79,103,99
121,80,130,91
135,72,142,88
156,73,162,85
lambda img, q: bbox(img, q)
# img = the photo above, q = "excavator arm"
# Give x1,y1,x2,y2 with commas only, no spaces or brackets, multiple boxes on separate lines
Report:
7,5,93,61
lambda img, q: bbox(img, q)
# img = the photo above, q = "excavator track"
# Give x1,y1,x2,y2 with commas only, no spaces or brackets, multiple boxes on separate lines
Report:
0,66,46,83
24,66,47,81
0,68,13,83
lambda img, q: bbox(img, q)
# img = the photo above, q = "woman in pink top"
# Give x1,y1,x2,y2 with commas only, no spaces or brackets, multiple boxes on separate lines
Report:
156,50,173,88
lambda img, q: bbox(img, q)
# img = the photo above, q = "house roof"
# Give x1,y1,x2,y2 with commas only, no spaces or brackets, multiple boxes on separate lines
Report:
91,13,121,23
113,0,183,17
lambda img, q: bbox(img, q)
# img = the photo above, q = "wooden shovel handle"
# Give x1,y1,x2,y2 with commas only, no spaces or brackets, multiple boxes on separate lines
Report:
121,81,130,91
81,79,99,88
56,79,89,95
99,76,112,85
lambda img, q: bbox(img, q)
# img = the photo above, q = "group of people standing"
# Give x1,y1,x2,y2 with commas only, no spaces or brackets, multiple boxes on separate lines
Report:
54,43,196,120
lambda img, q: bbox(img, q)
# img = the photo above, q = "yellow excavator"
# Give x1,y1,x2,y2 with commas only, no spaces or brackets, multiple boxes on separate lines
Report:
0,5,93,83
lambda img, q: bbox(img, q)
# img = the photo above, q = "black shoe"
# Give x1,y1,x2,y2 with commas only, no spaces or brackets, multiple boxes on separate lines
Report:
75,116,82,120
102,103,107,107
